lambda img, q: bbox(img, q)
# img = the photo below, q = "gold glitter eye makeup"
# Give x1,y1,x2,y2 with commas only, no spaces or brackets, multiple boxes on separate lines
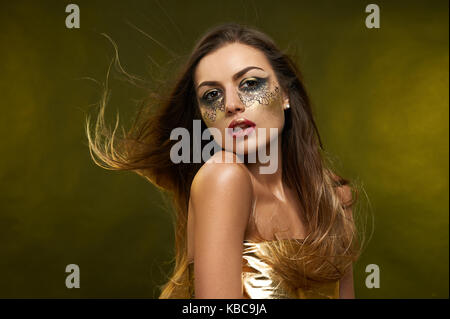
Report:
202,89,221,102
199,89,225,122
239,77,267,92
238,78,281,108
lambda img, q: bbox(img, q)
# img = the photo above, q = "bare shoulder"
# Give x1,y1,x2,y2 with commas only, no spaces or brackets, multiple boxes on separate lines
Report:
190,150,254,224
327,170,353,203
191,151,253,202
336,183,353,206
328,170,354,219
189,151,254,297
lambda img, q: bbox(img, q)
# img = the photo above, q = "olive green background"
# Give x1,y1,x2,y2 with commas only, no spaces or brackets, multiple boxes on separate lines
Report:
0,0,448,298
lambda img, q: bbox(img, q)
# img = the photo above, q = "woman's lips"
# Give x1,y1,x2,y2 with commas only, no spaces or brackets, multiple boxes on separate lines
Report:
227,118,256,138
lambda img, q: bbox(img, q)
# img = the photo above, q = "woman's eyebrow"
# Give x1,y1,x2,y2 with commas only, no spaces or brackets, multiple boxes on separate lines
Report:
197,66,265,90
232,66,264,80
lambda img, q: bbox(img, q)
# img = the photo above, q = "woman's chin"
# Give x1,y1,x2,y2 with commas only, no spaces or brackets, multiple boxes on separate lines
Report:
225,142,263,158
219,134,274,159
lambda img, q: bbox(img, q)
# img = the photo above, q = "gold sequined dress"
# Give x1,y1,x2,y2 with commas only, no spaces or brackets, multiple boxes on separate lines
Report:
172,238,345,299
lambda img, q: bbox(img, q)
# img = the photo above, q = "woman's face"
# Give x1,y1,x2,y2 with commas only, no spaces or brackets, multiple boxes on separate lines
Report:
194,42,289,155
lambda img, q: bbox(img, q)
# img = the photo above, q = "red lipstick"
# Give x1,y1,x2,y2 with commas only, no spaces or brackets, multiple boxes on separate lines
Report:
227,118,256,138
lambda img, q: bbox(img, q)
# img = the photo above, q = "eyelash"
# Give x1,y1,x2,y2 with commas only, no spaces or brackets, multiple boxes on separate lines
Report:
240,77,266,92
200,77,267,103
201,89,221,103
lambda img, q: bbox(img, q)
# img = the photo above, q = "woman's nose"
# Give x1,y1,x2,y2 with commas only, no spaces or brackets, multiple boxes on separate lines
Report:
225,90,245,114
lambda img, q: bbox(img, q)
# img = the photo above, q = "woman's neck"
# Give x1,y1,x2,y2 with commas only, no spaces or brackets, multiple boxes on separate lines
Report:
246,137,286,200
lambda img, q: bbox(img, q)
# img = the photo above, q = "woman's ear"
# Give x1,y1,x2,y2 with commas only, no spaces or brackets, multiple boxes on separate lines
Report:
282,92,290,110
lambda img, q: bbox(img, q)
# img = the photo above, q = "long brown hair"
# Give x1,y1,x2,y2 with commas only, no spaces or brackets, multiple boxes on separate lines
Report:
86,23,369,298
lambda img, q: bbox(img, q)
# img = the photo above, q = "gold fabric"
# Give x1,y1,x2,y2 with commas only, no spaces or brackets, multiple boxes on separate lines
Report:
182,239,341,299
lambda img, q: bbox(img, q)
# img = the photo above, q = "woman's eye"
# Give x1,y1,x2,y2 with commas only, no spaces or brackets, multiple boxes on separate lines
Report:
240,78,263,91
202,90,221,102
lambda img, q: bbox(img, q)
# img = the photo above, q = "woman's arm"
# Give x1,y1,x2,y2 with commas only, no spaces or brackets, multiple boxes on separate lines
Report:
190,161,253,299
337,183,356,299
339,265,355,299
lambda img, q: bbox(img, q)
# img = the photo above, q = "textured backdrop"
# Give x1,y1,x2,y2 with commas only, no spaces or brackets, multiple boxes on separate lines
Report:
0,0,448,298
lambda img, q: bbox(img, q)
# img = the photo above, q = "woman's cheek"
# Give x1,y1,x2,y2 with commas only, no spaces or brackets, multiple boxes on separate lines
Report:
199,97,226,124
237,83,281,110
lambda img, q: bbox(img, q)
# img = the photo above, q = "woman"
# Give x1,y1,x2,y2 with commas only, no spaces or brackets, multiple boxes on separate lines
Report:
87,23,364,299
